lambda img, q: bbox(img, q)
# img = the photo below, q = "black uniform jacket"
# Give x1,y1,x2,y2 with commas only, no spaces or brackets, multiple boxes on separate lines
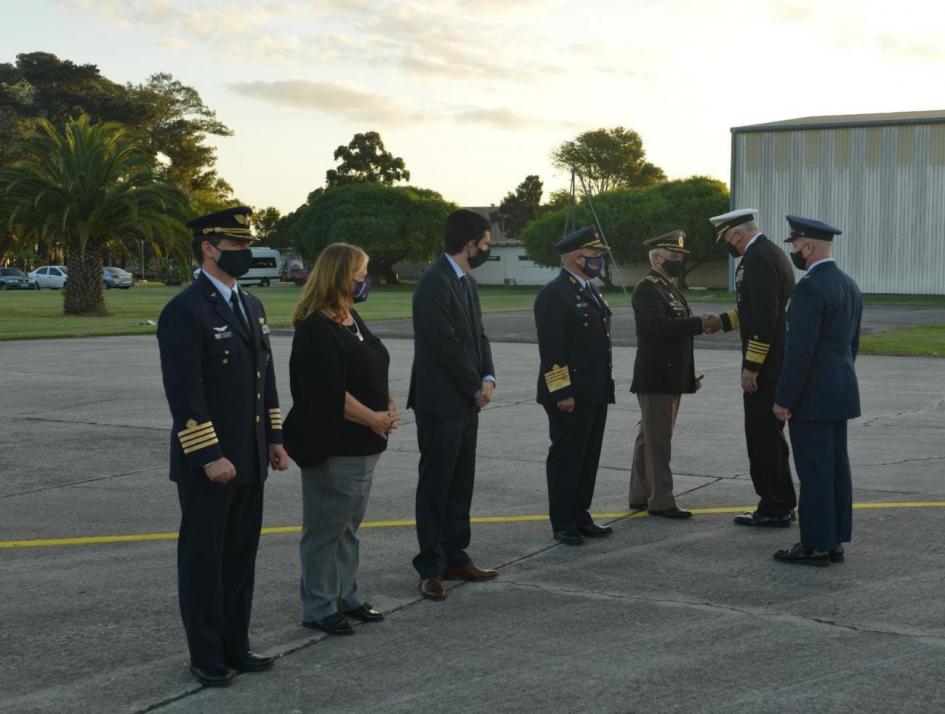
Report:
775,261,863,421
407,254,495,418
534,270,615,408
630,270,703,395
720,235,795,378
157,273,282,487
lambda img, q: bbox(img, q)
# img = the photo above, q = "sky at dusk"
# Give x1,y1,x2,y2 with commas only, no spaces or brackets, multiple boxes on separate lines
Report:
3,0,944,214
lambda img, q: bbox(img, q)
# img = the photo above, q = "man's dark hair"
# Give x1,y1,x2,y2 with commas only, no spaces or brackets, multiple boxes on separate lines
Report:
444,209,491,255
192,238,209,265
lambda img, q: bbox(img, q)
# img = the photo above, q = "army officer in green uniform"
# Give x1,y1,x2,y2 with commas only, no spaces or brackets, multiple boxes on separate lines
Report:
629,231,712,519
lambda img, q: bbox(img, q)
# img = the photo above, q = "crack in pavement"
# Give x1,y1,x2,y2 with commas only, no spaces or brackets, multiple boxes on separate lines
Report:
1,466,162,499
496,579,945,645
862,399,945,427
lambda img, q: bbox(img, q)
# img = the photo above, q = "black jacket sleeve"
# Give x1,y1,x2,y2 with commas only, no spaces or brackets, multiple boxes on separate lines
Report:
259,302,283,445
740,253,781,372
157,297,224,469
632,280,703,338
534,286,573,401
470,275,495,379
284,319,346,465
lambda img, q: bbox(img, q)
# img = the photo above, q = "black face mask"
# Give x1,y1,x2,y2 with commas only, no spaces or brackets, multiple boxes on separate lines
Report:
790,249,808,271
467,244,490,270
661,258,685,277
215,247,252,278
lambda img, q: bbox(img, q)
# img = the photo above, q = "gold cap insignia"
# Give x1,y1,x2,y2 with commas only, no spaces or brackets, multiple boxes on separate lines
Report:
234,213,250,226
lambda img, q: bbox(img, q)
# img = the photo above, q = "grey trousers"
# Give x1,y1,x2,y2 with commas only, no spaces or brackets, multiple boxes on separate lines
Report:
629,393,681,511
299,453,379,622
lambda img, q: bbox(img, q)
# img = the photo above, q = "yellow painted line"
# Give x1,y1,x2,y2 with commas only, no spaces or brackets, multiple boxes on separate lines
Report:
2,501,945,550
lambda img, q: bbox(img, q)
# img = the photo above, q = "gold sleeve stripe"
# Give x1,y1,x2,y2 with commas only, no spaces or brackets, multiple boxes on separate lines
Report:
182,435,220,454
178,424,215,441
724,309,740,330
747,340,770,353
745,350,768,364
177,420,214,439
180,429,219,448
544,364,571,392
267,409,281,415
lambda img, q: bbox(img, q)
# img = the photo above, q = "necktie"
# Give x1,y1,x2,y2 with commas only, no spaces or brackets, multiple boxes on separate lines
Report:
229,291,250,335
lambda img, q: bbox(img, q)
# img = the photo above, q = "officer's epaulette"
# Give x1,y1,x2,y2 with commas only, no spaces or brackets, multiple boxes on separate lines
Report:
645,275,660,284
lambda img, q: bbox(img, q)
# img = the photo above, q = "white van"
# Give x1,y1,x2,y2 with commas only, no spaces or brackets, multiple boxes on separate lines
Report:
191,247,283,287
240,247,282,287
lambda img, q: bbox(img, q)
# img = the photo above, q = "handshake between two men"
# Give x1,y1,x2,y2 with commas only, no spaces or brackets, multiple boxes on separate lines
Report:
698,312,760,395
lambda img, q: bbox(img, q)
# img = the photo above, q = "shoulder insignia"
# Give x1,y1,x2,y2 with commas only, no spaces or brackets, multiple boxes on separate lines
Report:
645,275,660,284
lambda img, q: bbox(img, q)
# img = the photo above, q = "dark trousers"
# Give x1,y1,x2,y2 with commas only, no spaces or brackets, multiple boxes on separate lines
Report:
788,419,853,552
177,482,264,668
413,410,478,579
544,404,608,532
744,378,796,516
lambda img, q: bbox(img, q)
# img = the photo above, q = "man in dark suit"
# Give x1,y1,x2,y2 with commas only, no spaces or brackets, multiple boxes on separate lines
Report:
773,215,862,566
407,208,498,600
534,226,615,545
157,206,289,686
708,208,797,528
630,231,713,519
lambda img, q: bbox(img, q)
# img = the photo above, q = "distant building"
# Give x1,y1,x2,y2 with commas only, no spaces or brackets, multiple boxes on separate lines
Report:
731,110,945,294
461,207,561,286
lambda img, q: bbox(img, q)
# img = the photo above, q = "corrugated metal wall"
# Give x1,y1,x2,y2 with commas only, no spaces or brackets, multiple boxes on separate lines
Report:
731,123,945,294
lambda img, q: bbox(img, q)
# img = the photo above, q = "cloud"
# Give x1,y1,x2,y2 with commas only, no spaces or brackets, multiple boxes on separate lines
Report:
453,108,576,130
230,79,408,122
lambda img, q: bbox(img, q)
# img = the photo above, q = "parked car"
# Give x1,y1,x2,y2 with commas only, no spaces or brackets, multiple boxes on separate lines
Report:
103,267,134,289
0,267,39,290
289,265,310,286
28,265,69,289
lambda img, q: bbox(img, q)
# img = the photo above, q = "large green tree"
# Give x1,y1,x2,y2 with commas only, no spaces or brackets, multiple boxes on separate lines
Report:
521,176,729,288
0,115,188,314
287,183,454,284
0,54,236,213
494,174,543,241
128,73,235,212
326,131,410,187
552,127,666,195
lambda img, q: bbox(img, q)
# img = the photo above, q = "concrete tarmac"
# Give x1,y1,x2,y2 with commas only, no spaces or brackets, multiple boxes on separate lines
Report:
1,333,944,713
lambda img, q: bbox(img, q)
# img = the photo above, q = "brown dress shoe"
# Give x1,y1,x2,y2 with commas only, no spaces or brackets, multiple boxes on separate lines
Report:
441,563,498,581
419,577,447,600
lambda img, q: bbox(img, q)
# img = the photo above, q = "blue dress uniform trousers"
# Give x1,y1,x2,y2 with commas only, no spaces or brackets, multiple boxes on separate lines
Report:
544,404,608,531
789,420,852,552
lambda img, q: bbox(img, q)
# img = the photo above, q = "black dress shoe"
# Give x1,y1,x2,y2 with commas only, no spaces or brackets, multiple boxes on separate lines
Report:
344,603,385,622
773,542,830,567
190,664,234,687
302,612,355,635
829,547,845,563
648,507,692,519
553,529,584,545
224,651,274,673
577,523,613,537
734,511,792,528
628,503,647,511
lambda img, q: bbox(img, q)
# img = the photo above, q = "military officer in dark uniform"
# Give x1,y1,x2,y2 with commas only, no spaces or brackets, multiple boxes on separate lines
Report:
708,208,797,527
773,216,862,566
534,226,615,545
157,206,290,687
629,231,710,519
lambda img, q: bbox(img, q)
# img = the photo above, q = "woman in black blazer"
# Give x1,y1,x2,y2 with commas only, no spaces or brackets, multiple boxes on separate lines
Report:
284,243,400,636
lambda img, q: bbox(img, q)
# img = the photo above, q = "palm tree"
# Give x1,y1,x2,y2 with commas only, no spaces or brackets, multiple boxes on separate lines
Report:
0,115,188,314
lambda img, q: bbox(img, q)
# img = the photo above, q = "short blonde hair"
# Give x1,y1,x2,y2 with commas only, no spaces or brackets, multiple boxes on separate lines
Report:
292,243,369,328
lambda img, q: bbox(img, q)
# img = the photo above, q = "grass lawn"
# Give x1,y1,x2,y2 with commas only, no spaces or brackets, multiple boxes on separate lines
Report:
859,325,945,357
0,282,544,341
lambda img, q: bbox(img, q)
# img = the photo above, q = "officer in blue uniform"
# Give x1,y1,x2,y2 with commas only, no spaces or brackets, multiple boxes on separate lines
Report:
157,206,290,686
534,226,615,545
773,215,863,566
